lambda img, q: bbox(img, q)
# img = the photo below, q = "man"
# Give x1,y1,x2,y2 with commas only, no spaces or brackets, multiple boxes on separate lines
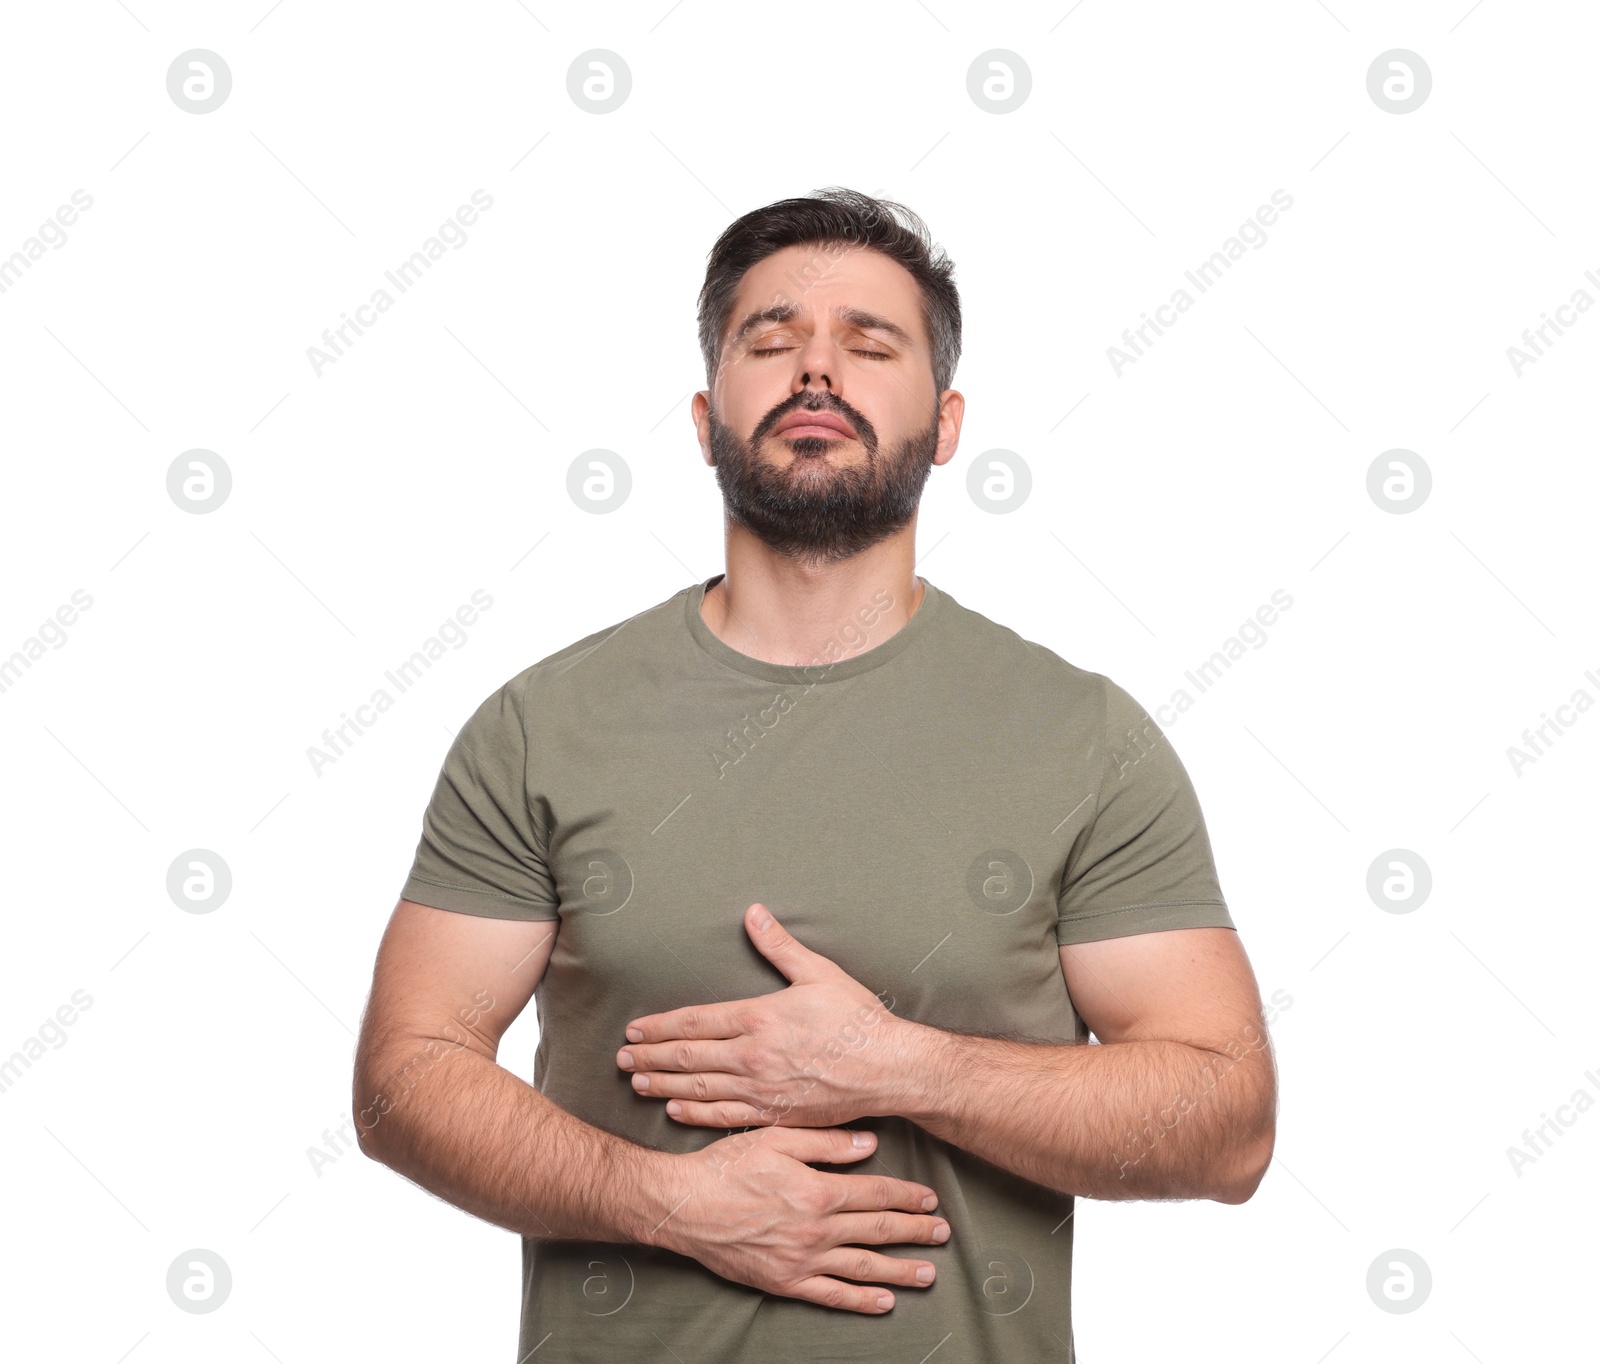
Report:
353,186,1277,1362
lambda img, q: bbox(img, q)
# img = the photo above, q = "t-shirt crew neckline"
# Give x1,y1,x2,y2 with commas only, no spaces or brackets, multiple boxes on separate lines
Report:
685,572,942,685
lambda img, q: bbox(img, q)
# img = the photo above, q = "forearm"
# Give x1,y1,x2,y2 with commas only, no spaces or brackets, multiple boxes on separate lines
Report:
355,1039,674,1245
886,1022,1275,1202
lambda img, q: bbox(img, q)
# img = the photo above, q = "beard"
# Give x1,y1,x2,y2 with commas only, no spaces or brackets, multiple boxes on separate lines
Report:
706,395,940,565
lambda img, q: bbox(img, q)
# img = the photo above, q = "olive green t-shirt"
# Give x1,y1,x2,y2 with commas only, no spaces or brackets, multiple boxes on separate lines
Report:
399,573,1234,1363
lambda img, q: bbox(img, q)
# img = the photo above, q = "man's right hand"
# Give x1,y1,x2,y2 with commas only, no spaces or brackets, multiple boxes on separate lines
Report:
647,1125,950,1314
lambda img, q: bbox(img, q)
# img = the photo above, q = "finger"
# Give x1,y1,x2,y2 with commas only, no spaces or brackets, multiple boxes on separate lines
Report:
662,1098,771,1127
626,1070,752,1103
791,1274,899,1314
617,1038,742,1076
826,1210,951,1252
755,1125,880,1166
623,1000,747,1045
745,902,836,986
815,1244,939,1291
814,1169,941,1215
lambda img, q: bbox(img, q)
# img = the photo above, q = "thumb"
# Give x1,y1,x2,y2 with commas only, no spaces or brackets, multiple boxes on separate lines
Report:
745,903,832,984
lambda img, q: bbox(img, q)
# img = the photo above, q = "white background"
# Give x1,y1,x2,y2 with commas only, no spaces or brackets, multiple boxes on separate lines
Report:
1,1,1595,1359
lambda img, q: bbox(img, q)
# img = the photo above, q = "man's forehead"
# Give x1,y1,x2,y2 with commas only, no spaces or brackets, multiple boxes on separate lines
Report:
730,245,919,329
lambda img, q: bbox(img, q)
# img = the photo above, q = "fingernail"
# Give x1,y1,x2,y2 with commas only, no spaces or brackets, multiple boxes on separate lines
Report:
876,1294,893,1310
852,1130,873,1147
932,1222,950,1242
618,1050,634,1069
752,905,772,930
666,1101,682,1117
921,1194,937,1210
632,1074,649,1092
625,1027,643,1043
915,1265,934,1284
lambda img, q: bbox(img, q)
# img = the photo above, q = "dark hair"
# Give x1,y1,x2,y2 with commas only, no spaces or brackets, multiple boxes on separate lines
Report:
696,186,961,398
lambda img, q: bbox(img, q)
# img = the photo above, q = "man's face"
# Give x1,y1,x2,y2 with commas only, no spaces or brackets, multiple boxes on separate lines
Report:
697,243,955,565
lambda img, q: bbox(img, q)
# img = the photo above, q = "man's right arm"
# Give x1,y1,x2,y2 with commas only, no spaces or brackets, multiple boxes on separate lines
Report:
352,897,951,1313
352,898,673,1245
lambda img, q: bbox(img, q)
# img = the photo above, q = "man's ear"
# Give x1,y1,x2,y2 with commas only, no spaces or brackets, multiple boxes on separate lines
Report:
691,390,715,466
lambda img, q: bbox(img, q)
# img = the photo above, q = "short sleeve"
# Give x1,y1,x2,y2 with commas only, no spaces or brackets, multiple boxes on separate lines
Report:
399,672,560,921
1056,675,1235,945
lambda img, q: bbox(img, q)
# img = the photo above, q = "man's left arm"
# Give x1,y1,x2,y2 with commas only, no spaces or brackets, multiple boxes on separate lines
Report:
891,674,1278,1203
885,924,1278,1203
616,904,1277,1204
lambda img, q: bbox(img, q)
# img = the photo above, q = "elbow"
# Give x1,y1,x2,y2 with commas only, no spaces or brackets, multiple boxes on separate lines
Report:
353,1107,384,1162
1214,1114,1275,1205
1214,1164,1266,1205
351,1063,396,1162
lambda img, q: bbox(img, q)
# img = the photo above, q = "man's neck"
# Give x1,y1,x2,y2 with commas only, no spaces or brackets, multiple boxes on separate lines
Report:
699,541,925,669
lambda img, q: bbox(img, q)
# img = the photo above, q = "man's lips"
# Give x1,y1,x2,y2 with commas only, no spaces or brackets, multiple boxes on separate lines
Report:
774,410,857,439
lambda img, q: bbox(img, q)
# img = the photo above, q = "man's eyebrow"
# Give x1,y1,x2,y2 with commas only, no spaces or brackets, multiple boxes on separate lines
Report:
838,306,915,348
728,303,916,350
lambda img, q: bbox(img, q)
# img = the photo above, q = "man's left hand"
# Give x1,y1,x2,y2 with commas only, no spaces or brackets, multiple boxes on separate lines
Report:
615,902,907,1128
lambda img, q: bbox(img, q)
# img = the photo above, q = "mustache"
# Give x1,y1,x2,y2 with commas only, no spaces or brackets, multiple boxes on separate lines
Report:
755,394,873,446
